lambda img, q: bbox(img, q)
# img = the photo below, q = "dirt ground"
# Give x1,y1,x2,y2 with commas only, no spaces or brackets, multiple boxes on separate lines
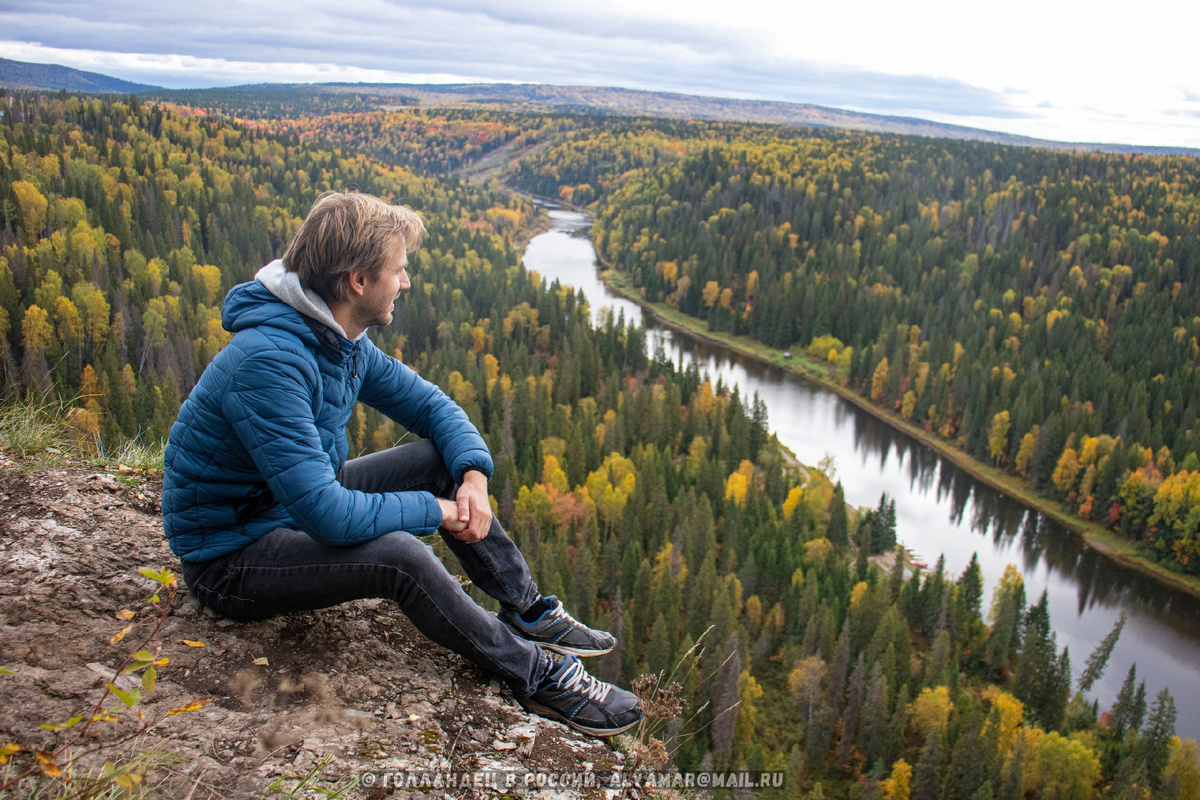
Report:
0,460,633,799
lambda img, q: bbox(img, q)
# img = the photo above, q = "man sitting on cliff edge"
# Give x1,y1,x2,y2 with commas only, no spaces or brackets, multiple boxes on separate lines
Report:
162,190,642,737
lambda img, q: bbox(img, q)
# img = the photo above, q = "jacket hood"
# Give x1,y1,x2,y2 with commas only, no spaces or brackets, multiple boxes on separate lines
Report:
221,259,367,342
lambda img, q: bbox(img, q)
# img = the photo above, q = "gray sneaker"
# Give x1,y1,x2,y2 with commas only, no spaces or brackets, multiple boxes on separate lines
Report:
519,653,642,737
500,596,616,657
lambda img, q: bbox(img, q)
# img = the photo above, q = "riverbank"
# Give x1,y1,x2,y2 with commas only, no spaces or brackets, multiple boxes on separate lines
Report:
597,267,1200,601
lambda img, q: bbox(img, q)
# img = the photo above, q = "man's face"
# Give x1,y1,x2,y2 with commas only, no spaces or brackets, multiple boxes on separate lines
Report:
355,242,410,330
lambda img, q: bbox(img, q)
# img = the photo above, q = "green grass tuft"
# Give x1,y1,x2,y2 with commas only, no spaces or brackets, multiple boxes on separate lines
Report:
0,396,73,461
0,396,167,473
99,436,167,473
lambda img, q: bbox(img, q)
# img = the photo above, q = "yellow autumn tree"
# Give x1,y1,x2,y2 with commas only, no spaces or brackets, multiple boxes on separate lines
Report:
804,538,833,570
725,471,748,505
745,269,759,298
12,180,48,246
541,454,570,496
849,581,870,612
1163,737,1200,800
871,357,890,402
732,669,764,761
988,410,1011,463
71,282,110,351
67,406,101,454
686,435,708,475
981,687,1025,758
883,759,912,800
79,364,102,402
1149,470,1200,568
788,655,826,722
909,686,953,738
21,304,53,356
585,452,636,530
52,296,83,350
513,484,554,538
192,264,224,306
745,595,763,630
1014,428,1039,476
808,334,844,359
782,485,803,521
1052,445,1082,494
1078,436,1101,467
1024,730,1101,800
724,460,755,505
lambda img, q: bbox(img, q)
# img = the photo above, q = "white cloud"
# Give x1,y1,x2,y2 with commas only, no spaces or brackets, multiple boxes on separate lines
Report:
0,40,501,88
2,0,1199,147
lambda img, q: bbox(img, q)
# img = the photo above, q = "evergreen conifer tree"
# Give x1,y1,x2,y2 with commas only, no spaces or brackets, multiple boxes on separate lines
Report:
1135,688,1177,789
827,482,849,548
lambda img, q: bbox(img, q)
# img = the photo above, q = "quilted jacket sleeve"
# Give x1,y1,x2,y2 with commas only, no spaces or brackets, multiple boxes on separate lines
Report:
357,340,495,482
222,349,445,544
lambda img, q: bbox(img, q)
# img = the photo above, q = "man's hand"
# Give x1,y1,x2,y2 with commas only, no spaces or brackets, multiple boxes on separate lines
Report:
438,498,467,533
438,470,492,543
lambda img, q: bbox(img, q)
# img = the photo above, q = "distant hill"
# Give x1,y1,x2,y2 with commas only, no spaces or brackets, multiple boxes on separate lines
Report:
203,81,1200,157
3,56,1196,156
0,57,160,93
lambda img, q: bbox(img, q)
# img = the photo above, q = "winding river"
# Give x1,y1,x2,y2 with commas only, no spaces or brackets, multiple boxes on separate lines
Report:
522,207,1200,738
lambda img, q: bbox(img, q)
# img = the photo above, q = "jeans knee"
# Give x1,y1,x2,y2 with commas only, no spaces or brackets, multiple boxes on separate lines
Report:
377,533,459,607
381,532,445,575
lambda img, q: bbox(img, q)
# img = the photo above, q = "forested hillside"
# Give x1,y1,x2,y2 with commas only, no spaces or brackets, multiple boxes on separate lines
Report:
263,108,546,174
2,94,1198,798
508,124,1200,579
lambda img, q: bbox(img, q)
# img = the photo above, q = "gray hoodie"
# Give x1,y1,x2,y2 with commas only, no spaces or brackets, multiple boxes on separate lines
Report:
254,259,367,341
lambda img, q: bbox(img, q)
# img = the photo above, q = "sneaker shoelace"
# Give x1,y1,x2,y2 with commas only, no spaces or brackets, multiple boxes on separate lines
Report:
548,600,581,627
556,658,613,703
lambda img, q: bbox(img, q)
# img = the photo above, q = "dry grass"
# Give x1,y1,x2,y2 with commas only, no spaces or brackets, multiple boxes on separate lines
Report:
0,396,165,474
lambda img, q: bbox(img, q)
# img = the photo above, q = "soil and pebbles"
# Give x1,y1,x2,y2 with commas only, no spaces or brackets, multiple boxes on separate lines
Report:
0,460,633,798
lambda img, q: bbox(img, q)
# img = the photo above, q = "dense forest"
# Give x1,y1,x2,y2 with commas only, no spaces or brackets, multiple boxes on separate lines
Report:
261,108,539,174
2,92,1199,798
504,123,1200,580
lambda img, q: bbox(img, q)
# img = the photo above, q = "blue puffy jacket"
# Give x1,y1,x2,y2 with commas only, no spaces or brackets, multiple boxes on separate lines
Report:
162,262,494,562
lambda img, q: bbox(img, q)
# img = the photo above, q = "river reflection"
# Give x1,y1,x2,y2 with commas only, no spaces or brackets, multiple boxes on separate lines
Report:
525,207,1200,737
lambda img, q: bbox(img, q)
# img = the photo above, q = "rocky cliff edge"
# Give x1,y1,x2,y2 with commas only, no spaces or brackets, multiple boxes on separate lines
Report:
0,460,634,798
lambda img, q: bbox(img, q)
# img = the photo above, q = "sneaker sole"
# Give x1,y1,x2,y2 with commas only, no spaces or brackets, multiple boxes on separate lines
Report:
519,698,642,737
498,616,615,657
535,641,614,657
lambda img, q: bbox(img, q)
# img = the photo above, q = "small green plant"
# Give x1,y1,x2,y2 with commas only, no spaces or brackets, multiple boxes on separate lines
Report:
261,752,360,798
0,568,209,798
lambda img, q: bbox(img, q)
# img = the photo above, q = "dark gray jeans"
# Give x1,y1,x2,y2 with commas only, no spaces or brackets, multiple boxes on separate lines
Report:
180,440,547,697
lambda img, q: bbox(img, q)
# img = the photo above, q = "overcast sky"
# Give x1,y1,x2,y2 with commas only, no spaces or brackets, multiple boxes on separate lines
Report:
3,0,1199,147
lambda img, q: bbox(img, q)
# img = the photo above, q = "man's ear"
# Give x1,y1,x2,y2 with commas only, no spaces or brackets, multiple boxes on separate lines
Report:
346,269,368,298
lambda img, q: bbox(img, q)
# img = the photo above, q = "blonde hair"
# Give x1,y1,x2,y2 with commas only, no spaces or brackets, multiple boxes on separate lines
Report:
282,190,426,302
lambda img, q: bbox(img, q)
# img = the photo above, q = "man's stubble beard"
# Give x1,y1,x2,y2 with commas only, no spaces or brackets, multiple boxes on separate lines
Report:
353,296,396,333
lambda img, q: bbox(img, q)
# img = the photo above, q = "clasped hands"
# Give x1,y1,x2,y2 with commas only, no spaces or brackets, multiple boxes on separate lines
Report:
437,469,491,543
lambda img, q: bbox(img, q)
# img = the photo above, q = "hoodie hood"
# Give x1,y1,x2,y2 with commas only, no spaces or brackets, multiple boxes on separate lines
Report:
253,259,367,341
220,260,368,345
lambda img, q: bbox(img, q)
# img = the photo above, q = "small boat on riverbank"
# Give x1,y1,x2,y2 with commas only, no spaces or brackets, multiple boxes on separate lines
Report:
898,544,926,569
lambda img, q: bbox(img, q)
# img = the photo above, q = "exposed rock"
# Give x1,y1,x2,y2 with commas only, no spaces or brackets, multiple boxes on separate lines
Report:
0,461,631,798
